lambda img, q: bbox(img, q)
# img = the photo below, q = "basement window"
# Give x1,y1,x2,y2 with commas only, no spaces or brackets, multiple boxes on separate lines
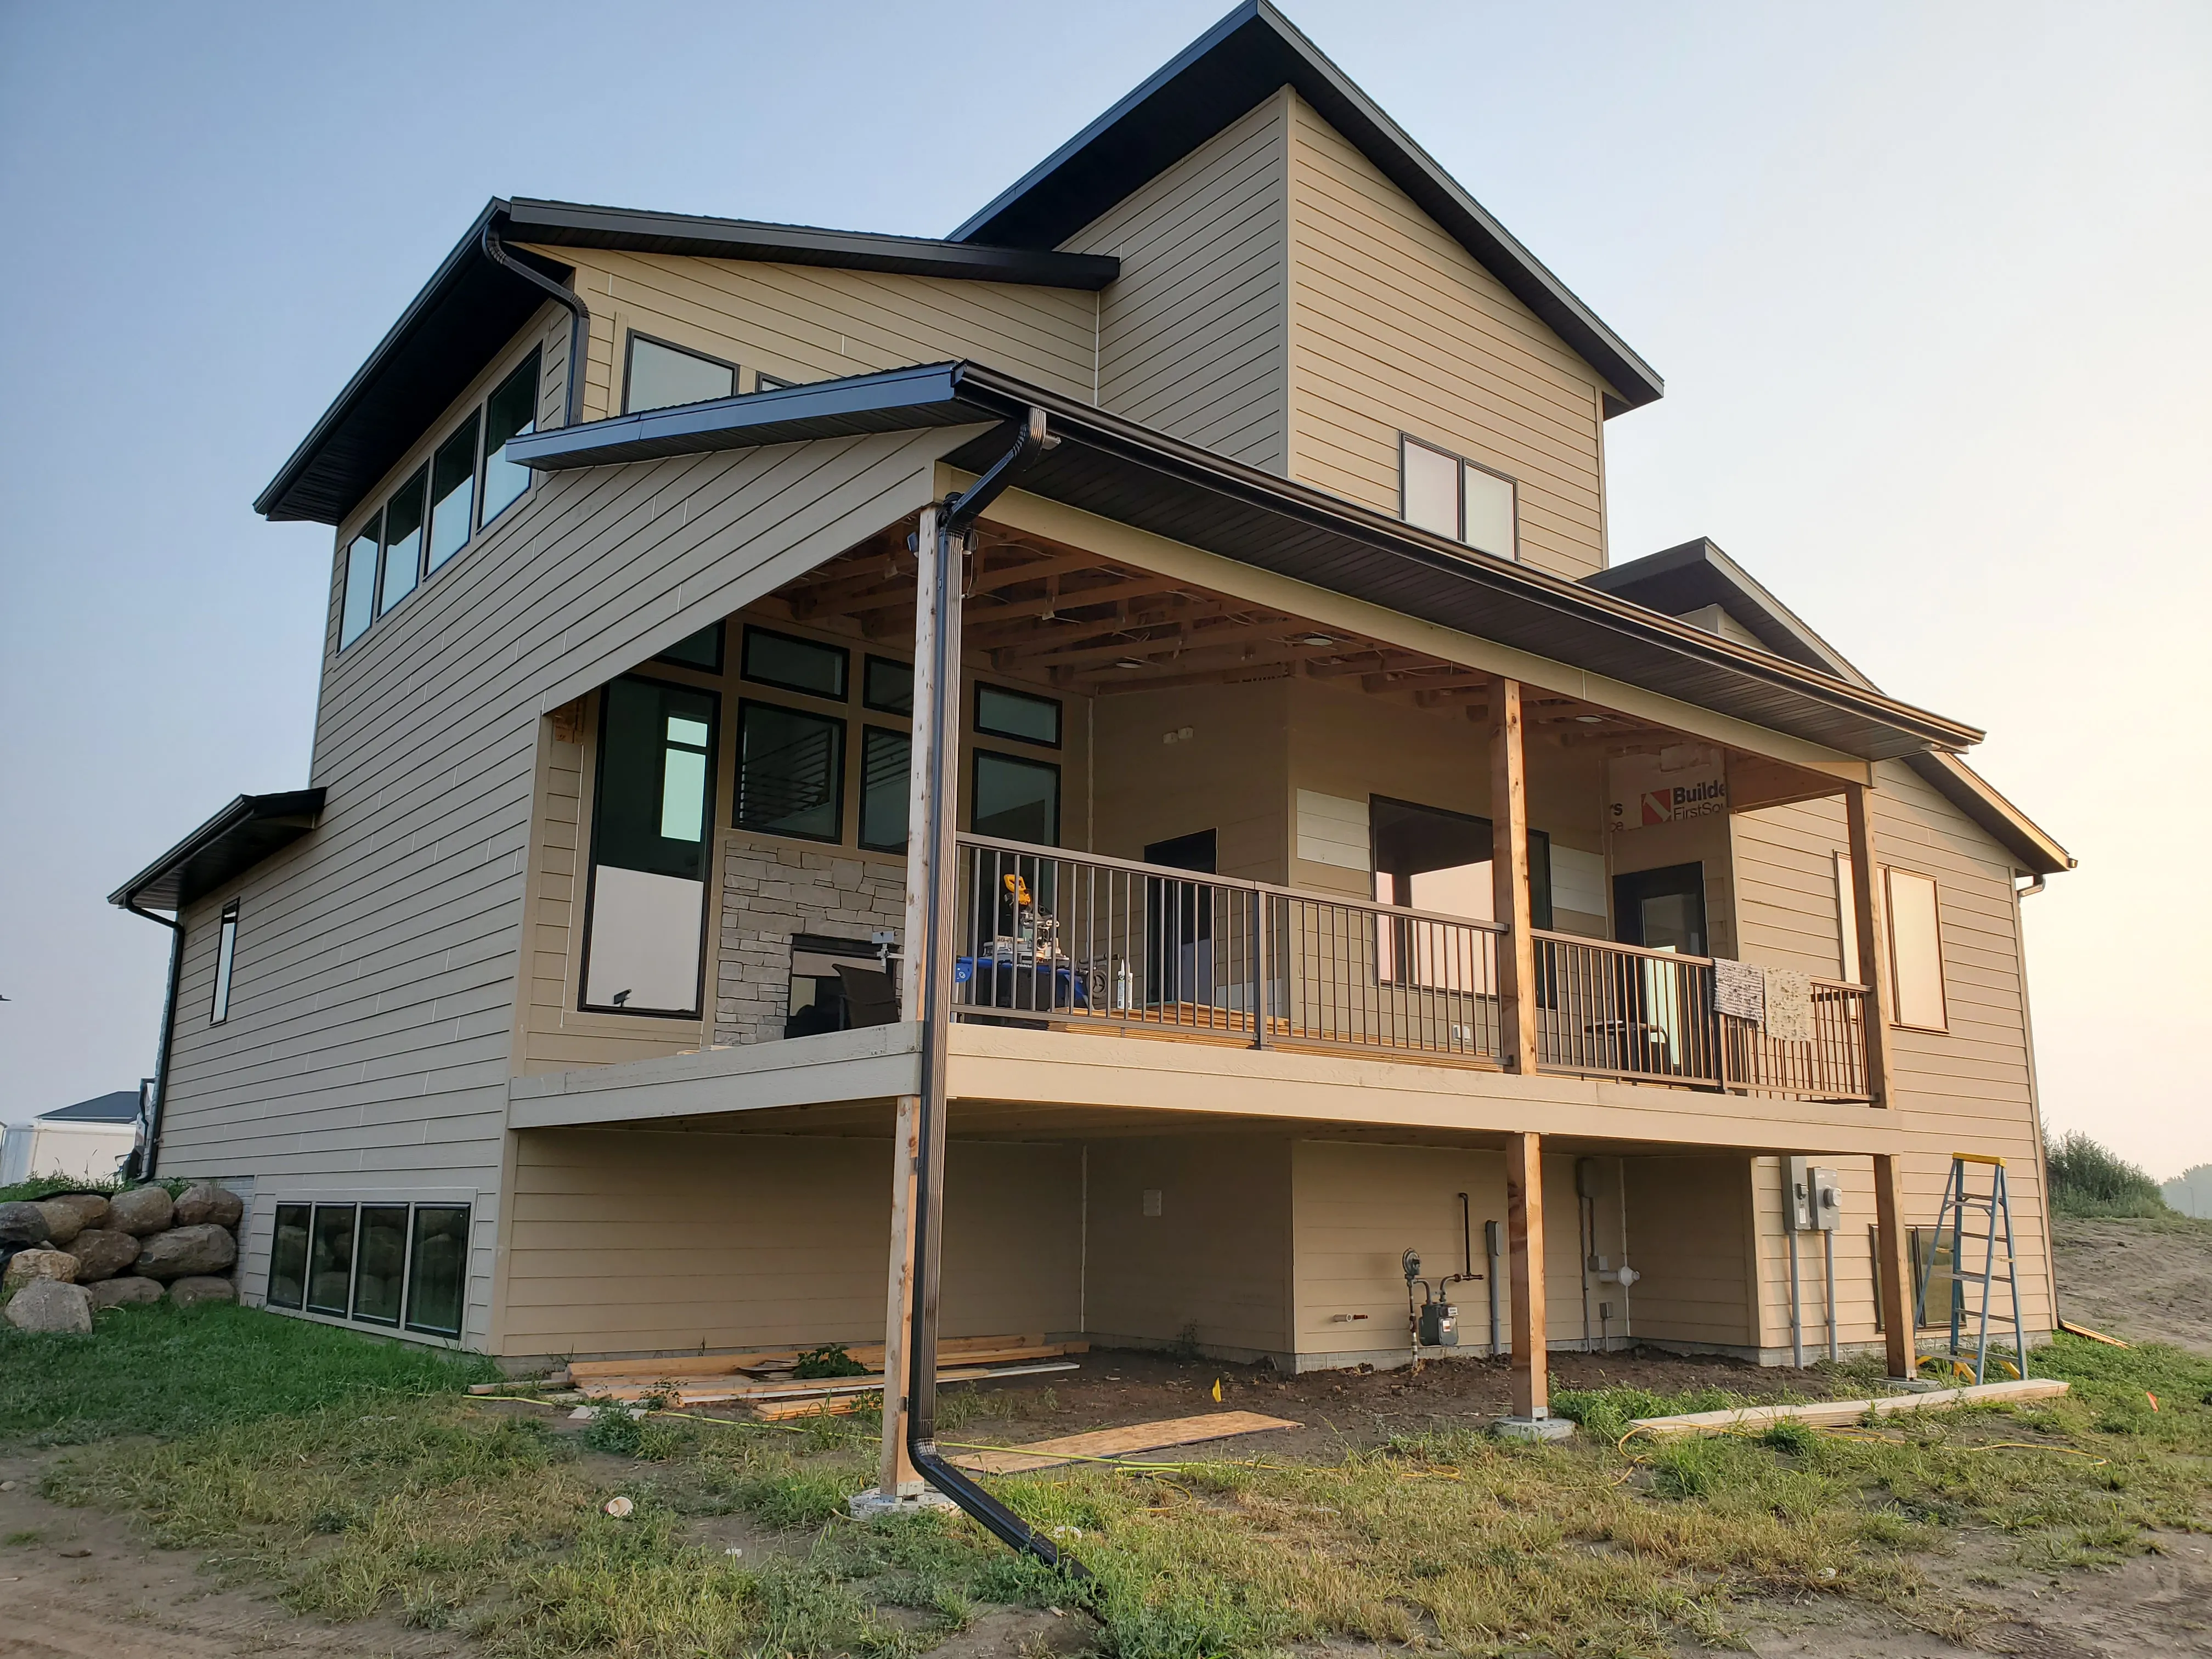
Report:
210,901,239,1023
266,1204,309,1309
263,1201,472,1339
624,332,738,414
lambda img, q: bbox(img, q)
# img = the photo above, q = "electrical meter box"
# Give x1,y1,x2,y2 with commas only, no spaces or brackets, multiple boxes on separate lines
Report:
1810,1166,1842,1231
1786,1158,1843,1231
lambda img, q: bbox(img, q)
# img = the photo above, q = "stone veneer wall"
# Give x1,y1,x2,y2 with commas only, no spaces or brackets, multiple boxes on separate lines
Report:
713,832,907,1046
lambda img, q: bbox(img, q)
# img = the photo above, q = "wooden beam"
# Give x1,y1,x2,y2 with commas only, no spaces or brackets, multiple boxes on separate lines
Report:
1085,660,1301,695
877,1093,924,1497
1849,782,1914,1379
966,573,1187,629
1506,1130,1548,1419
1490,679,1538,1076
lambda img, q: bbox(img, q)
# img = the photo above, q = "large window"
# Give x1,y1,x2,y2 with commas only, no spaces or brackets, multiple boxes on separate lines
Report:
624,332,738,413
264,1199,471,1339
975,683,1061,747
337,348,539,651
743,626,849,699
737,701,845,842
1884,867,1947,1030
210,901,239,1023
972,751,1059,845
1400,435,1517,560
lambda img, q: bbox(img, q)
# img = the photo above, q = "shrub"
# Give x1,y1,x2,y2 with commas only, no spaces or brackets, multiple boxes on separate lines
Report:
2045,1131,2171,1218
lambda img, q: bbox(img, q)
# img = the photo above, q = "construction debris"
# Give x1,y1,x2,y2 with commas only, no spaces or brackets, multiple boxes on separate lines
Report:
1627,1376,2070,1440
567,1334,1087,1413
948,1410,1300,1473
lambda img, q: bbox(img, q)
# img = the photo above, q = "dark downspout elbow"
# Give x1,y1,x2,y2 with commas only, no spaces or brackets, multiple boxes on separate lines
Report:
482,220,590,428
121,896,184,1181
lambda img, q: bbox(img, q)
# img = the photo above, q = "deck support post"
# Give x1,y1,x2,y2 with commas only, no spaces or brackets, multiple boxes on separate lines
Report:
1847,783,1914,1376
875,1093,924,1498
1489,678,1539,1075
1505,1129,1550,1420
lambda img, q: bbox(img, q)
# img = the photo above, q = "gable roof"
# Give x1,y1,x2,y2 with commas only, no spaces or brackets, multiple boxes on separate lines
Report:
42,1090,142,1126
253,200,1118,526
950,0,1663,416
1590,539,2074,876
506,360,1979,763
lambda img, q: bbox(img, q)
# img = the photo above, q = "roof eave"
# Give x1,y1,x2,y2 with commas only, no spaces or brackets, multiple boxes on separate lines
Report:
109,789,328,912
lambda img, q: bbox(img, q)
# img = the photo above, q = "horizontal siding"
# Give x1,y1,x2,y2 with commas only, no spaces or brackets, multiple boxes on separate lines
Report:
1284,94,1609,580
1063,92,1289,470
1623,1155,1753,1347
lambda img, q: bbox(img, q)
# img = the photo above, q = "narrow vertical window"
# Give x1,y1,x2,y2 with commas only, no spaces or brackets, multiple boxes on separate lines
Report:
479,349,540,528
1462,462,1516,560
339,512,381,648
210,901,239,1023
426,412,480,572
859,727,911,851
351,1204,410,1326
305,1204,358,1316
1834,852,1860,982
266,1203,311,1309
377,466,427,614
1884,868,1946,1030
405,1205,471,1337
659,713,711,840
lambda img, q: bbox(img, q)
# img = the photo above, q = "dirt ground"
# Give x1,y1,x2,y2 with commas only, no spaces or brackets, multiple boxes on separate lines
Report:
2049,1215,2212,1355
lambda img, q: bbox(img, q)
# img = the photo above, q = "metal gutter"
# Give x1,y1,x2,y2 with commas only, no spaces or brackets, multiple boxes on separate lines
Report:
482,220,589,429
119,900,182,1181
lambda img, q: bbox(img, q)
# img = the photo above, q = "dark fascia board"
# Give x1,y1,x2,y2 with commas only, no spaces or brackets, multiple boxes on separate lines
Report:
108,789,326,913
510,359,1979,760
504,198,1119,290
1587,539,2073,876
949,1,1663,415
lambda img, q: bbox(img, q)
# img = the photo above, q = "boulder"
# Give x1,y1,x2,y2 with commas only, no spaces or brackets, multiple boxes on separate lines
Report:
168,1276,236,1310
63,1228,142,1283
4,1278,92,1334
88,1276,164,1310
134,1223,237,1282
0,1201,50,1246
34,1201,84,1247
171,1183,244,1229
105,1186,174,1237
49,1193,111,1228
2,1249,80,1294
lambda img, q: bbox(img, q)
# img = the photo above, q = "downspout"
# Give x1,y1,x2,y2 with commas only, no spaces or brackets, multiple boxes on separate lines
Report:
904,408,1075,1572
121,894,183,1180
482,219,590,428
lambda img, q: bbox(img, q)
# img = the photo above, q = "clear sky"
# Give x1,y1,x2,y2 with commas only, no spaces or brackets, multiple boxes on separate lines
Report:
1,2,2205,1172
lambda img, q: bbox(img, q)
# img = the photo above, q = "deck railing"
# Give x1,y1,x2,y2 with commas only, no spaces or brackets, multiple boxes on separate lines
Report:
948,835,1868,1098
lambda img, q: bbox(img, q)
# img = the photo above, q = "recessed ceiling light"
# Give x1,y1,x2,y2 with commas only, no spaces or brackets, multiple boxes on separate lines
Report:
1115,657,1148,669
1575,715,1606,724
1293,633,1335,647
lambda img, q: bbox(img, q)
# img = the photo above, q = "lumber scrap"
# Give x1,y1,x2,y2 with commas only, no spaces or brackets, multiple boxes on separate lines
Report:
571,1335,1081,1387
1628,1376,2069,1441
947,1410,1300,1474
2058,1318,2129,1348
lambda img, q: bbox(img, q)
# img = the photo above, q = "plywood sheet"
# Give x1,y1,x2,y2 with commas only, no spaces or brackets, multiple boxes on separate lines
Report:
948,1410,1300,1474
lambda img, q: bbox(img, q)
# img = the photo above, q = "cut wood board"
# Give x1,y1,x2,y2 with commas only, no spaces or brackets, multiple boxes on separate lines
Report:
627,1361,1080,1410
571,1336,1082,1385
1628,1376,2069,1441
947,1410,1301,1474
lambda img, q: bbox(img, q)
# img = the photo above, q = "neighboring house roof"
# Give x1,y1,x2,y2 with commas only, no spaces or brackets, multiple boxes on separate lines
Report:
41,1091,141,1126
108,789,326,912
1590,539,2074,876
506,360,1980,763
252,200,1119,526
950,0,1663,416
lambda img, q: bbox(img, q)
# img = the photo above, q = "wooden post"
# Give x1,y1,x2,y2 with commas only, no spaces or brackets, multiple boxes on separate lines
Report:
1506,1130,1548,1418
876,1094,924,1497
1489,679,1539,1075
900,505,944,1020
1847,782,1914,1375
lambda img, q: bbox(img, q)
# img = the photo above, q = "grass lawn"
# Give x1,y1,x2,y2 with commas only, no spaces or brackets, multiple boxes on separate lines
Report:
7,1305,2210,1658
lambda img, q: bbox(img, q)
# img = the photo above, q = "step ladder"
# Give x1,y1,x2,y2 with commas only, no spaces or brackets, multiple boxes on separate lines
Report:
1917,1153,2028,1384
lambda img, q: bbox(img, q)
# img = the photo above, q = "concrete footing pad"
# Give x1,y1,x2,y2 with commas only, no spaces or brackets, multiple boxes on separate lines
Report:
1492,1415,1576,1442
847,1486,959,1519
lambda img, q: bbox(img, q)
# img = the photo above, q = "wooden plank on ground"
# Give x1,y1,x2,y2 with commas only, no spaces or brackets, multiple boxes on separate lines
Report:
1629,1377,2069,1440
571,1337,1082,1389
947,1410,1301,1474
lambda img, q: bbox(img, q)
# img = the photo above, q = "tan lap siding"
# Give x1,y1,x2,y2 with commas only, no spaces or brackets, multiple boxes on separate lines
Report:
1063,92,1291,470
1284,95,1609,581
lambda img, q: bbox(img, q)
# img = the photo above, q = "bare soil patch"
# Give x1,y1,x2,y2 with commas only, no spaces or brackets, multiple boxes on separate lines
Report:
2051,1215,2212,1355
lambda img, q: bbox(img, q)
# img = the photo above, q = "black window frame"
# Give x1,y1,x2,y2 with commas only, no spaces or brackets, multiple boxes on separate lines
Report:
621,329,741,415
753,371,796,393
973,681,1062,748
210,900,240,1024
857,725,912,853
338,508,383,651
863,654,915,716
478,347,541,532
424,408,483,575
304,1203,359,1317
266,1202,311,1310
741,625,850,701
350,1204,411,1328
735,697,848,844
656,620,726,673
262,1199,472,1339
969,748,1062,847
404,1204,471,1338
1397,432,1520,562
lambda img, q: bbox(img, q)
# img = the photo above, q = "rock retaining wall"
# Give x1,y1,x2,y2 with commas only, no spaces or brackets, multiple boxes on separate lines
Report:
1,1182,242,1333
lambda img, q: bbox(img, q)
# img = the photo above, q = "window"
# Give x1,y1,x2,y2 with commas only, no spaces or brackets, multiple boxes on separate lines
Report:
1399,435,1518,560
377,466,427,615
210,901,239,1023
975,683,1061,747
479,351,539,527
624,332,738,413
1909,1226,1957,1329
426,413,479,573
340,516,380,648
738,701,845,842
1835,852,1861,982
743,626,848,699
859,727,911,851
972,751,1059,845
1885,868,1946,1029
584,677,719,1015
266,1203,309,1309
1369,797,1550,989
786,934,895,1039
657,621,724,672
754,372,796,393
864,655,913,715
263,1200,471,1338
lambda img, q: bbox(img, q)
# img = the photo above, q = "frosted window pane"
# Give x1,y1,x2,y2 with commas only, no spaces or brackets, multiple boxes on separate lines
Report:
1402,441,1458,536
1886,868,1945,1029
660,748,707,840
1463,465,1515,558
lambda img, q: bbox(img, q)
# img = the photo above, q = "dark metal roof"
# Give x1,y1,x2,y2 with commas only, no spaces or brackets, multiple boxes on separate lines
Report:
1590,539,2073,875
503,198,1119,289
108,790,326,913
509,361,1979,762
950,1,1663,415
42,1091,142,1125
253,202,1118,527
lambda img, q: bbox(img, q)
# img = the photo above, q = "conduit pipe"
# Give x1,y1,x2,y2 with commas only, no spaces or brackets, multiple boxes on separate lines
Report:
901,410,1078,1574
120,898,183,1180
482,220,590,428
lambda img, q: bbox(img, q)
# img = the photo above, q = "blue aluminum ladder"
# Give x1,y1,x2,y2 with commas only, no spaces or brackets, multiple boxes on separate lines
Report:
1917,1153,2028,1384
